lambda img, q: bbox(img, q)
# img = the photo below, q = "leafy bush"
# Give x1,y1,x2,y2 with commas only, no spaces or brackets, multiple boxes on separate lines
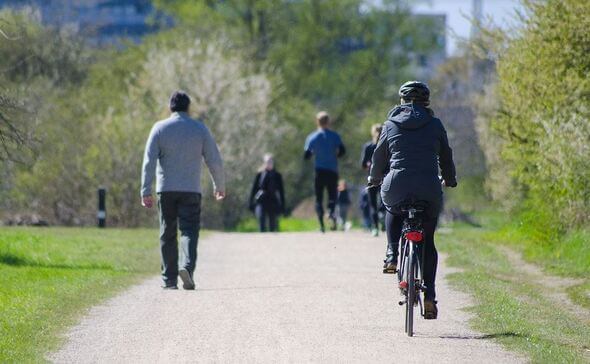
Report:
482,0,590,228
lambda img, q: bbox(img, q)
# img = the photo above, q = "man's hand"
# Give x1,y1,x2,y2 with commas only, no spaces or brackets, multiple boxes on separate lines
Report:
141,195,154,208
215,191,226,201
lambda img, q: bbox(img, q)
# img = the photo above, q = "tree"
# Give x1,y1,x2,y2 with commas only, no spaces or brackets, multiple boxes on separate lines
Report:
485,0,590,226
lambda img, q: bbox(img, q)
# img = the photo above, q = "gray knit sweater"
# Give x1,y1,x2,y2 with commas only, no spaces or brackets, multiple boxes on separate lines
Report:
141,112,225,197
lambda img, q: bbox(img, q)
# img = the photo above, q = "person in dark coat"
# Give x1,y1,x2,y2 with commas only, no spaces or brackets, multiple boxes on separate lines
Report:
249,154,285,232
369,81,457,319
358,187,372,230
361,124,387,236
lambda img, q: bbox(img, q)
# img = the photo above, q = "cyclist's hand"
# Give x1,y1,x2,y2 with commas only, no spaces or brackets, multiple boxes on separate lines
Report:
215,191,226,201
366,184,380,192
141,195,154,209
442,179,457,188
367,176,381,190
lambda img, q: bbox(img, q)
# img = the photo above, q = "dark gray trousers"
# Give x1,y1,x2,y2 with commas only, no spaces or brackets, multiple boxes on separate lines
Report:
158,192,201,285
255,204,279,232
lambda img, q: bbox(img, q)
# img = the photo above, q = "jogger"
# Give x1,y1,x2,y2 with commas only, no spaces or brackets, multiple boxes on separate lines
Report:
304,111,345,232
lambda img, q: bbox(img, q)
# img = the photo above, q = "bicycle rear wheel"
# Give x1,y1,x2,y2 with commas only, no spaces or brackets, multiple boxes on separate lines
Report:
406,243,415,337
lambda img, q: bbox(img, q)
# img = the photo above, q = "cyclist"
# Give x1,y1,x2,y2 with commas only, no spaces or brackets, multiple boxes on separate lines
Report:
304,111,346,232
368,81,457,319
361,124,387,237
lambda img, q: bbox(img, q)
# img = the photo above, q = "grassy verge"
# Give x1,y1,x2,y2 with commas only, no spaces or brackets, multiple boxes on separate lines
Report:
235,217,319,232
437,223,590,363
474,210,590,309
0,227,159,363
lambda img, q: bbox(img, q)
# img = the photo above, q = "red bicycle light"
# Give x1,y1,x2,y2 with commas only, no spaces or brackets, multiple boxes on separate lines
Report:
405,231,423,242
399,281,408,289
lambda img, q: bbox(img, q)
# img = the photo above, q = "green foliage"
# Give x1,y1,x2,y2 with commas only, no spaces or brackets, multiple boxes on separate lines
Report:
489,0,590,227
153,0,446,215
0,10,89,164
1,2,447,228
0,227,159,362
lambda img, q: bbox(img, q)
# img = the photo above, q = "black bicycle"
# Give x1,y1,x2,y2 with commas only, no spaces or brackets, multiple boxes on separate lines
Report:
396,201,428,337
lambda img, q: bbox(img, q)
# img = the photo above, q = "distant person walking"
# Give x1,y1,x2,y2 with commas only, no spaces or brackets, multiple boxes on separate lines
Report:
336,179,351,231
359,187,372,230
248,154,285,232
304,111,346,232
361,124,386,237
141,91,225,290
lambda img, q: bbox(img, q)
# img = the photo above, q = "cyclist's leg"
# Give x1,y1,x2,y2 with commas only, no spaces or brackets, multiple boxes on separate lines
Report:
314,171,325,229
422,217,439,301
159,192,179,286
386,212,403,256
378,195,387,231
178,192,202,277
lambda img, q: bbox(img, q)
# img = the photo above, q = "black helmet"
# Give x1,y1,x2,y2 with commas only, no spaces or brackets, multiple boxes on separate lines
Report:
398,81,430,104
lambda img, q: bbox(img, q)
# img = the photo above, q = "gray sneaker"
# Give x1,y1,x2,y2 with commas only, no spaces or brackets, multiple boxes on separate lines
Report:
382,254,397,274
179,268,195,290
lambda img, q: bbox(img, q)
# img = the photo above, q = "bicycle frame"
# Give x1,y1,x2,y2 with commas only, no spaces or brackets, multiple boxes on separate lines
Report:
396,206,427,337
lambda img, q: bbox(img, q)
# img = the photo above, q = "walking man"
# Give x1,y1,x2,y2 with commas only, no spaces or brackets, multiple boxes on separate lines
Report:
304,111,346,232
141,91,225,290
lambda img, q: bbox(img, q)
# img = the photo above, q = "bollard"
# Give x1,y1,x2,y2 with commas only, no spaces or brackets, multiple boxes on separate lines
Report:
98,188,106,228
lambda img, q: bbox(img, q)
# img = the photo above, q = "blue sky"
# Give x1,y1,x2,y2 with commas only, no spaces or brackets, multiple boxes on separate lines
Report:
412,0,523,55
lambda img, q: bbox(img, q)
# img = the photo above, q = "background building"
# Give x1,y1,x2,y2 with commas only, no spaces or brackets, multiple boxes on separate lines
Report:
0,0,166,45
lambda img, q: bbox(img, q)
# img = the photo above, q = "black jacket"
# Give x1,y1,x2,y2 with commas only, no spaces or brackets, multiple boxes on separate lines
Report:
361,141,390,176
249,169,285,212
369,104,456,211
360,142,376,170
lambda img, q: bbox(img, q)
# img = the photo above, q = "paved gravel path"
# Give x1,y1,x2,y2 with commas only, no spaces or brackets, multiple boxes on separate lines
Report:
50,232,523,363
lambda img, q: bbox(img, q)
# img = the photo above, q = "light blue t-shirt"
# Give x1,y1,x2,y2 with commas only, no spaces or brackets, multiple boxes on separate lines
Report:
304,128,344,173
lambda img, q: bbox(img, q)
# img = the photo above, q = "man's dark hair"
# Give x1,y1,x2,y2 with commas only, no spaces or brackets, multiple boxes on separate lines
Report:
169,90,191,112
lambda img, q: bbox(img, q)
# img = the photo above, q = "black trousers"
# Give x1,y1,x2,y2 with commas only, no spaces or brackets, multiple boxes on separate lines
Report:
158,192,201,285
368,186,380,229
386,211,439,301
255,204,279,232
314,169,338,224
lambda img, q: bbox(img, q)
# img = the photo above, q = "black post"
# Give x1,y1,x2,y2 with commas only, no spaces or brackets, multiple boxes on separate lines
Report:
98,188,106,228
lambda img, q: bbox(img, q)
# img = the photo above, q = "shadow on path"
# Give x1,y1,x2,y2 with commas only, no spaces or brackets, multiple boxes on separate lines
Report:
417,332,522,340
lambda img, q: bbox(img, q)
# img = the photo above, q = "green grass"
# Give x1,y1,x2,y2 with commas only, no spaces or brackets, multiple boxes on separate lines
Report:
472,210,590,312
486,221,590,279
437,224,590,363
235,217,319,232
0,227,159,363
